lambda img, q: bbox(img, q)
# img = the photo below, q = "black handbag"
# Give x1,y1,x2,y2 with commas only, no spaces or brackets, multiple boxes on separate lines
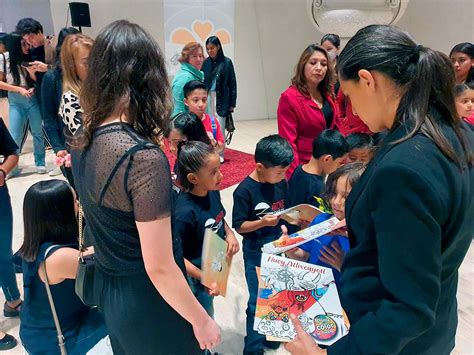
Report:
75,203,97,307
225,112,235,145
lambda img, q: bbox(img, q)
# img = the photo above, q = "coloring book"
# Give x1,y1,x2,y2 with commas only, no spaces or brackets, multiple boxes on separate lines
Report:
254,254,349,346
262,217,346,254
272,204,323,225
201,229,232,297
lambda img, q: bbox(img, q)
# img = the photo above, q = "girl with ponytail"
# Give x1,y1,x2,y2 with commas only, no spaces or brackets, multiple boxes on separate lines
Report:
286,25,473,355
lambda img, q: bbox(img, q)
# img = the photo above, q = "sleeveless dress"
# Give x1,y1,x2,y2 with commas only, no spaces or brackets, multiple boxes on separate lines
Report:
20,243,107,355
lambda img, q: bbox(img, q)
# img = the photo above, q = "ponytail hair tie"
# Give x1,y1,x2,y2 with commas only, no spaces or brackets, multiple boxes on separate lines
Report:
177,139,189,155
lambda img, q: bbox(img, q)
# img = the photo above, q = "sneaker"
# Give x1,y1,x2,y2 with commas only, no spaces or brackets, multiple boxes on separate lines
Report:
0,333,17,351
48,166,62,177
36,166,47,174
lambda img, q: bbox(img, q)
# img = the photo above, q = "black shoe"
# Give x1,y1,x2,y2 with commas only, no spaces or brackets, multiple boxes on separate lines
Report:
4,301,22,317
0,333,18,351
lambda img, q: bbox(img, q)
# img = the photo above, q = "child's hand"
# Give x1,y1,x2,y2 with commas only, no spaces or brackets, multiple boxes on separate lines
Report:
206,282,220,296
225,231,240,257
261,214,280,227
319,241,345,272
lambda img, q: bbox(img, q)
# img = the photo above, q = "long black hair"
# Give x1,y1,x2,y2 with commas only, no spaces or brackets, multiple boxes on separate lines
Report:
19,180,78,262
54,27,80,69
4,33,33,87
80,20,171,147
450,42,474,84
175,140,217,192
337,25,472,168
205,36,224,58
167,112,211,145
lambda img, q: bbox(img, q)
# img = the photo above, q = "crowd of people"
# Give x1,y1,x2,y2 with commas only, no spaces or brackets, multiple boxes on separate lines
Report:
0,15,472,355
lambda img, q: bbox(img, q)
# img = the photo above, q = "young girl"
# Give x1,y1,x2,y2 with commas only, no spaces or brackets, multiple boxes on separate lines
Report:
167,112,212,156
455,82,474,126
18,180,109,354
285,162,366,284
173,141,240,317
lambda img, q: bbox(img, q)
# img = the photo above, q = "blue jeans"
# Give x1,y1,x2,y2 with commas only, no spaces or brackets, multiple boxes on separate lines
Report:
242,236,279,354
8,91,45,167
0,185,20,302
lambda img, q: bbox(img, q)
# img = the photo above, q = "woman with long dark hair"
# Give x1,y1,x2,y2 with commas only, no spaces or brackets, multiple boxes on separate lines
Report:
0,33,45,176
71,20,220,354
202,36,237,156
450,42,474,84
18,180,108,354
286,25,473,355
277,44,342,178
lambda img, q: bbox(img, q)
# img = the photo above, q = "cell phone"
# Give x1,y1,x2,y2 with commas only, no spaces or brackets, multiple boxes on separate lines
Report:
21,61,32,68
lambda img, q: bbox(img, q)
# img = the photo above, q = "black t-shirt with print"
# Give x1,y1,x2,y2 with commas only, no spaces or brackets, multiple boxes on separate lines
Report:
173,190,226,262
288,165,325,207
232,176,290,240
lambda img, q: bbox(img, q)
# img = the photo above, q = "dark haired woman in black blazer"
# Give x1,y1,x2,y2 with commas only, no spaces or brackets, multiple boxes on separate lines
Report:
286,24,473,355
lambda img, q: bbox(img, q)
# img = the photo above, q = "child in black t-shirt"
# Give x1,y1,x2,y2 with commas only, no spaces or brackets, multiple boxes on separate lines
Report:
289,129,348,207
346,132,374,163
173,141,239,318
232,134,293,354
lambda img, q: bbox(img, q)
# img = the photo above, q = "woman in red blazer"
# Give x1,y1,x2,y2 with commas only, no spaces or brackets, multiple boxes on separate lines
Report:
277,44,342,177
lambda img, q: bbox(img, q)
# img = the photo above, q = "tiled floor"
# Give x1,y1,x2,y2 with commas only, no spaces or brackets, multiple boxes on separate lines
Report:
1,119,473,354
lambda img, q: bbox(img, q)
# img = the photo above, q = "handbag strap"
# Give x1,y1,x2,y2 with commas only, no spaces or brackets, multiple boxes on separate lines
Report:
77,203,85,259
41,246,68,355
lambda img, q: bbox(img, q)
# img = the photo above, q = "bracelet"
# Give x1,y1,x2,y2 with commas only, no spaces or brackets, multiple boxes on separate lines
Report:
0,169,6,179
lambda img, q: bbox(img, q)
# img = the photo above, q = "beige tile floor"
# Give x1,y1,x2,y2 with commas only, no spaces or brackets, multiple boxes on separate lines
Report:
1,119,473,354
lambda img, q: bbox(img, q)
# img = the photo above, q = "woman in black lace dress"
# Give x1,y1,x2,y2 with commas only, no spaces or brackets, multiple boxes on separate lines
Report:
71,20,221,355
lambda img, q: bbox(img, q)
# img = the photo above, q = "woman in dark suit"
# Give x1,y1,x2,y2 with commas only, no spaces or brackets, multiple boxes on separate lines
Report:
286,25,473,355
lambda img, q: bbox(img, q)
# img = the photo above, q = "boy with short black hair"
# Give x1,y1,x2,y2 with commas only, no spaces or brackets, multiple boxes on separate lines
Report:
232,134,294,355
346,132,374,163
289,129,348,207
183,80,225,158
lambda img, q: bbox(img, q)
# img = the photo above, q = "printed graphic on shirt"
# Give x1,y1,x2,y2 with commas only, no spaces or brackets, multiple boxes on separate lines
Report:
255,200,286,218
205,210,225,232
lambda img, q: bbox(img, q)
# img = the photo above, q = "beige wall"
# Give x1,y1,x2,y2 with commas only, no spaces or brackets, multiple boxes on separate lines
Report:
49,0,473,121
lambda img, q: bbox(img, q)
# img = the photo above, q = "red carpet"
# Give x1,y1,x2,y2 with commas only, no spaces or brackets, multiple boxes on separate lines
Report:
163,142,254,190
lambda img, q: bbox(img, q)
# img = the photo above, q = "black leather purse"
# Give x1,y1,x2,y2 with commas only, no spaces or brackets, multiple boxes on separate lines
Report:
75,203,97,307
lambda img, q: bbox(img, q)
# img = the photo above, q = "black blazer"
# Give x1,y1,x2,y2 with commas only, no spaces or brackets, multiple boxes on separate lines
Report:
328,119,474,355
202,55,237,117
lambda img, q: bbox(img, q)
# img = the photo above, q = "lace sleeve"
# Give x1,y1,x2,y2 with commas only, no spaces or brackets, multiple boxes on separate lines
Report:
128,147,173,222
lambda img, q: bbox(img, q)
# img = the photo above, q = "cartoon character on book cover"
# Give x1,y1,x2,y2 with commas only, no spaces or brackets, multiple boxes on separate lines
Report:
254,254,349,346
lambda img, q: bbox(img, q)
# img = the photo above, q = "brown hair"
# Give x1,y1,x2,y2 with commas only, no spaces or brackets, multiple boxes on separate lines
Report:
79,20,171,147
61,34,93,94
178,42,203,64
292,44,335,97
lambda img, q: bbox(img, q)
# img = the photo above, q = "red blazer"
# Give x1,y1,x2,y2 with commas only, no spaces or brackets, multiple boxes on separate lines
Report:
336,90,372,136
277,85,341,178
465,112,474,126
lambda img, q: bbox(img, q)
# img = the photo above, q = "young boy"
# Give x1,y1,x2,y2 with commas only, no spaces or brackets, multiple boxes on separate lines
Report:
232,135,294,355
345,133,374,163
289,129,348,207
183,80,225,158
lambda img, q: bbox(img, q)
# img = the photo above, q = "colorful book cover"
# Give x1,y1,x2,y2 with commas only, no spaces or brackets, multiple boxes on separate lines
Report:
254,254,349,346
272,204,323,225
201,229,232,297
262,217,346,254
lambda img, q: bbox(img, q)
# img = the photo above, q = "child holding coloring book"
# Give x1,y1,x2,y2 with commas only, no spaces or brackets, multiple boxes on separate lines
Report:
173,141,239,317
286,162,366,284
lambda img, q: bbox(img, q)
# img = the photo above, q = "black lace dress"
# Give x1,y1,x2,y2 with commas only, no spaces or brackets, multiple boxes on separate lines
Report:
71,122,202,354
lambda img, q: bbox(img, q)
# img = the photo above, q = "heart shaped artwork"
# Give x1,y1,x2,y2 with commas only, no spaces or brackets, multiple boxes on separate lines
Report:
193,21,214,41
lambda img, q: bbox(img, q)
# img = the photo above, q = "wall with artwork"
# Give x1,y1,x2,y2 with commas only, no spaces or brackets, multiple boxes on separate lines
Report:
46,0,473,121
